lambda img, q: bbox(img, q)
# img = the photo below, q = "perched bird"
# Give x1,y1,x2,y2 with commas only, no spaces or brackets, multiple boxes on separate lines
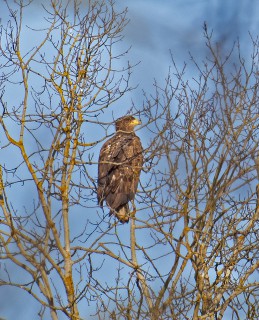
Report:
97,116,143,223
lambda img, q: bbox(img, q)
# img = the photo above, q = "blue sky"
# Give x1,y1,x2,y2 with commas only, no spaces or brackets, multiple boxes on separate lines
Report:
1,0,259,319
119,0,259,94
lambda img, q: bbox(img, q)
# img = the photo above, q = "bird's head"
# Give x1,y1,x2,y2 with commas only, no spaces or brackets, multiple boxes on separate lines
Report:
115,115,142,132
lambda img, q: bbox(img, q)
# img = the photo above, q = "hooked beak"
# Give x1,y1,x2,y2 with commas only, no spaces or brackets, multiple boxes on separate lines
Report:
132,118,142,126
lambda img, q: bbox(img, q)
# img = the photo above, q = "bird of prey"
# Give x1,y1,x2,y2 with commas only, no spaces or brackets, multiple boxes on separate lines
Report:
97,116,143,223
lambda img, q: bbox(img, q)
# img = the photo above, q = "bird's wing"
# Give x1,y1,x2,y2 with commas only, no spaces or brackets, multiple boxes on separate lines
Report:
98,133,143,209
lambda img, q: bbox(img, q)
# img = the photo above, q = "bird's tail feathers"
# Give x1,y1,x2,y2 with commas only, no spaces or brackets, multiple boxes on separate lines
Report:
110,204,130,223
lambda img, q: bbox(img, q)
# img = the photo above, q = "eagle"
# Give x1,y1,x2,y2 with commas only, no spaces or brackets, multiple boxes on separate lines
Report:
97,116,143,223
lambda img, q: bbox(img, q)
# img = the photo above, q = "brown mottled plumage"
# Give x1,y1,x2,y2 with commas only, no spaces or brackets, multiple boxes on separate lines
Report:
97,116,143,223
